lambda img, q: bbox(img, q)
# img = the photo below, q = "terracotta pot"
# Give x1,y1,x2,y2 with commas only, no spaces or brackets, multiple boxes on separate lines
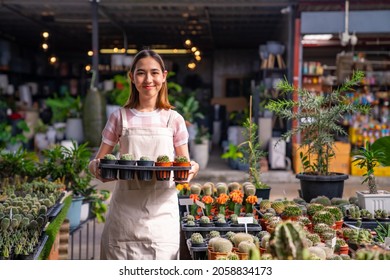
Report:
155,161,172,181
173,161,191,181
338,244,349,255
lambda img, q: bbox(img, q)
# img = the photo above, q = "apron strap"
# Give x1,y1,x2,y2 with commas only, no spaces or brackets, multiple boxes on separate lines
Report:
167,110,175,129
120,108,128,129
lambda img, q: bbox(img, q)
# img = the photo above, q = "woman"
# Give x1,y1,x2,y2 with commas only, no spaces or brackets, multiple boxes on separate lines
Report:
89,49,199,260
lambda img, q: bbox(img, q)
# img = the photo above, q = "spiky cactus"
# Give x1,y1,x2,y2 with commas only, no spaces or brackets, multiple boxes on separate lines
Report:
121,153,135,160
104,154,117,160
156,154,170,162
312,210,336,226
212,237,233,253
271,201,285,215
310,196,331,206
190,232,204,244
199,216,210,224
324,206,343,221
232,232,254,247
306,203,325,217
269,221,309,260
216,183,228,195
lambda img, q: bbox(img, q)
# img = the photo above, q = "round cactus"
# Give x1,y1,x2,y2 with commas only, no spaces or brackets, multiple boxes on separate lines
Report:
186,214,195,222
199,216,211,224
227,182,241,192
306,203,325,217
310,195,331,206
104,154,117,160
187,220,195,226
190,184,202,195
312,210,336,226
282,205,303,218
216,183,228,195
232,232,254,247
212,237,233,253
259,200,272,211
238,240,257,253
271,201,285,215
226,252,240,260
121,153,135,160
202,184,213,196
324,206,343,221
190,232,204,244
208,230,221,239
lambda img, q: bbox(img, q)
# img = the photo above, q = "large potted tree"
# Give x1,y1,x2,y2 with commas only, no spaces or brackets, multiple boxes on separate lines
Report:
352,136,390,214
266,70,370,202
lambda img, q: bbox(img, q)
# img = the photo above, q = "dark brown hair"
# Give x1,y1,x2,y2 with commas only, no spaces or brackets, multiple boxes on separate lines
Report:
124,49,173,109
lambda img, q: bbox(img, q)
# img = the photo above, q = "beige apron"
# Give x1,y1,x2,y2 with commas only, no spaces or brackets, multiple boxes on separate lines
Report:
100,108,179,260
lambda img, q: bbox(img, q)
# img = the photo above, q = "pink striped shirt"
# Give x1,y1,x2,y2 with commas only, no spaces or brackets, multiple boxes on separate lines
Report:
102,108,189,147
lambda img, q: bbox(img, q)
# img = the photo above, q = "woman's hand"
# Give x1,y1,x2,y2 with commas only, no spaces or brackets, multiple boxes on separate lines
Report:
187,160,199,182
88,158,116,183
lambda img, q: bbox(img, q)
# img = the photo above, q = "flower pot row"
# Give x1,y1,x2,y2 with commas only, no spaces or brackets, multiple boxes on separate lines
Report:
99,159,191,181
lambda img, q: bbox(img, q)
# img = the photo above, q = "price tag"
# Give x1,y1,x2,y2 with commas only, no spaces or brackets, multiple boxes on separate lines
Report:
257,197,262,204
385,237,390,248
179,198,194,215
237,217,253,234
195,200,205,216
331,237,337,249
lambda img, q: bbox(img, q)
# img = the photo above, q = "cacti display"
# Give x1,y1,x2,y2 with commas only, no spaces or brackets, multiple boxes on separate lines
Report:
281,205,303,218
104,154,117,160
190,232,204,244
310,196,331,206
306,203,325,217
324,206,343,221
232,232,254,247
215,183,228,195
212,237,233,253
174,155,189,163
259,199,272,211
199,216,211,224
270,201,285,215
312,210,336,226
156,154,170,162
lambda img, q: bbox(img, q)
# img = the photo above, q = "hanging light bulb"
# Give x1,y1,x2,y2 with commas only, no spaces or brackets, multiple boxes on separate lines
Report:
42,31,49,38
187,61,196,70
184,39,192,47
42,43,49,50
49,56,57,64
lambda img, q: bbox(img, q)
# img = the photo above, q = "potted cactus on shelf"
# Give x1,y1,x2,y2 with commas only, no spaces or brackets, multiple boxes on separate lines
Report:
118,153,136,180
281,205,303,221
155,154,172,181
173,155,191,181
136,156,154,181
100,154,118,179
190,232,206,247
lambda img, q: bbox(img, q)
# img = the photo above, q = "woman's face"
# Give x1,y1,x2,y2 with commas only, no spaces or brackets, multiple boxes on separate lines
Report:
130,56,167,100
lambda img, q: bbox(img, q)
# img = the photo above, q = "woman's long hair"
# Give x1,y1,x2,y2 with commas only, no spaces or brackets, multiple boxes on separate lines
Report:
124,49,173,110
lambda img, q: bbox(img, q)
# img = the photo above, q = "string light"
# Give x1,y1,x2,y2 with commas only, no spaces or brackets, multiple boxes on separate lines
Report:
42,32,49,39
88,51,93,56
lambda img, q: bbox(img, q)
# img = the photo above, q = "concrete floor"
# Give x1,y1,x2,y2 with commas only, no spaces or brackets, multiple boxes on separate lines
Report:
78,145,390,260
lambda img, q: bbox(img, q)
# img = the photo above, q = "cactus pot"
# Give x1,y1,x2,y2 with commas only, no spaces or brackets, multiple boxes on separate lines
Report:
255,187,271,201
100,158,118,179
118,159,137,180
191,241,207,247
155,161,172,181
136,160,154,181
296,173,348,202
173,161,191,181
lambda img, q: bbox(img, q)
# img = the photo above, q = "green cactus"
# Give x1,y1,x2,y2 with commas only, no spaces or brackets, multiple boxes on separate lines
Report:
190,184,202,195
227,252,240,260
306,233,321,245
121,153,135,160
174,155,189,163
186,214,195,222
282,205,303,218
216,217,226,224
271,201,285,215
308,246,326,260
360,209,373,219
324,206,343,221
327,254,343,260
216,183,228,195
259,200,272,211
312,210,336,226
349,205,361,219
139,156,152,161
186,220,195,226
104,154,117,160
190,232,204,244
306,203,325,217
243,184,256,196
238,240,257,253
201,184,213,196
310,196,331,206
208,230,221,239
313,223,331,235
232,232,254,247
340,254,351,260
199,216,210,224
269,221,309,260
212,237,233,253
227,182,241,192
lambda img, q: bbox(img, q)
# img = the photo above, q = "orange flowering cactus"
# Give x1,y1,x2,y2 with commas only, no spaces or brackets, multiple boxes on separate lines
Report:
189,194,200,216
229,189,244,215
245,195,258,214
201,195,214,216
216,193,229,216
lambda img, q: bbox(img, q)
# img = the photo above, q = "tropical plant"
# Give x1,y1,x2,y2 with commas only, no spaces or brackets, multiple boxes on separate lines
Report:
352,136,390,194
174,93,204,124
0,148,39,181
221,143,243,160
45,92,83,122
105,74,130,106
265,70,370,176
0,119,29,149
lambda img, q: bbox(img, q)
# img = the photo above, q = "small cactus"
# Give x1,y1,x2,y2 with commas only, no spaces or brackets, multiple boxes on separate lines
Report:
104,154,117,160
212,237,233,253
312,210,336,226
190,232,204,244
199,216,210,224
120,153,135,160
139,156,152,161
232,232,254,248
310,196,331,206
156,154,170,162
174,155,189,163
324,206,343,221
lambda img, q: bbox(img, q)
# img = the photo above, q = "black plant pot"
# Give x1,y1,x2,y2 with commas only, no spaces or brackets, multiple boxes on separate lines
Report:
255,187,271,201
118,159,137,180
100,158,118,179
296,173,348,202
136,160,154,181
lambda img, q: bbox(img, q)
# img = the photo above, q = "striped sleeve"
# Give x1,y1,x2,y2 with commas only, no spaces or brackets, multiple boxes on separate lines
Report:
172,111,189,147
102,109,122,146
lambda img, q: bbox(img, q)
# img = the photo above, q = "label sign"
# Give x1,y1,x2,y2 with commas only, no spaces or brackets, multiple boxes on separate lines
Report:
385,237,390,248
179,198,193,215
237,217,253,234
195,200,205,209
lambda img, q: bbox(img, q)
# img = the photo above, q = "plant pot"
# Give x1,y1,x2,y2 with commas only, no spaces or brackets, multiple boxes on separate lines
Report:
67,195,84,230
100,158,118,179
296,173,348,202
191,142,209,169
118,159,137,180
356,190,390,215
255,187,271,201
173,161,191,181
136,160,154,181
155,161,172,181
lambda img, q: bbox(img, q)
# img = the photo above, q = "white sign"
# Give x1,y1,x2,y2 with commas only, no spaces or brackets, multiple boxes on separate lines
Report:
237,217,253,233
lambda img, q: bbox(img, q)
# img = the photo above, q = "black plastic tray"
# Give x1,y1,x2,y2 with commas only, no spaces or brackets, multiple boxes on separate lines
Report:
99,163,191,171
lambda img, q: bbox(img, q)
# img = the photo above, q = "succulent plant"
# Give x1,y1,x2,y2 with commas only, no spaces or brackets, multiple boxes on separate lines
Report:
310,196,331,206
208,230,221,239
215,183,228,195
227,182,241,192
259,200,272,211
313,223,331,235
238,240,257,253
327,254,343,260
120,153,135,160
156,154,170,162
312,210,336,226
201,184,213,196
226,252,240,260
190,183,202,195
225,231,236,241
308,246,327,260
243,184,256,196
324,206,343,221
139,156,152,161
360,209,373,219
190,232,204,244
282,205,303,218
374,209,388,219
348,205,361,219
229,213,238,224
187,220,195,226
186,214,195,222
199,216,211,224
271,201,285,215
306,233,321,245
174,155,189,163
306,203,325,217
216,217,226,223
212,237,233,253
340,254,351,260
269,221,309,260
232,232,254,247
104,154,117,160
297,216,311,226
260,234,270,248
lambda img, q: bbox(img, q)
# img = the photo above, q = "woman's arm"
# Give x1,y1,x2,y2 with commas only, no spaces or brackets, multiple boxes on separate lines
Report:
88,142,116,182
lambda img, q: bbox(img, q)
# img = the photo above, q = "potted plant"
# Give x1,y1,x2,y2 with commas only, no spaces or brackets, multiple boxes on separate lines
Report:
191,125,210,169
221,143,243,170
100,154,118,180
173,155,191,181
238,116,270,199
352,136,390,215
155,154,172,181
136,156,154,181
265,70,370,202
118,153,136,180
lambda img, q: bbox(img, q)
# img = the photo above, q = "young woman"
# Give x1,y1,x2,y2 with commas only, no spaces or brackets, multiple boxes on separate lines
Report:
88,49,199,260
